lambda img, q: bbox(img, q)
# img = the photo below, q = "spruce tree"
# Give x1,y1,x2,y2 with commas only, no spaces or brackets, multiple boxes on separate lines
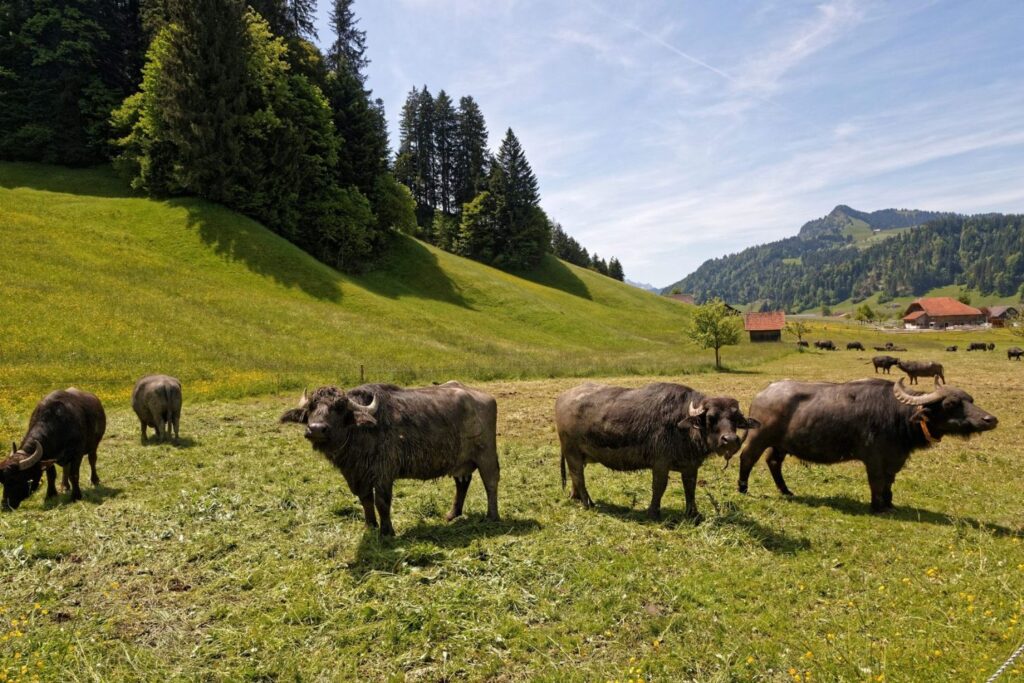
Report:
393,87,420,204
454,95,489,209
608,257,625,281
488,128,546,268
433,90,457,215
327,0,367,79
413,86,437,225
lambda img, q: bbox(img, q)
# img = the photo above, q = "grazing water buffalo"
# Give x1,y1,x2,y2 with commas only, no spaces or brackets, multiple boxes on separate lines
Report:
1,388,105,510
815,340,837,351
872,355,900,374
847,341,865,351
555,382,759,521
1009,347,1024,361
946,346,958,352
280,382,499,536
737,378,998,512
989,343,996,351
968,342,988,351
897,359,945,385
132,374,182,443
796,340,809,348
873,346,889,352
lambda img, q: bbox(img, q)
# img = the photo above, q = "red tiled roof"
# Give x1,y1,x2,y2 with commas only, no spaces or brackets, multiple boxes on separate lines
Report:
904,297,983,318
903,310,927,321
744,311,785,331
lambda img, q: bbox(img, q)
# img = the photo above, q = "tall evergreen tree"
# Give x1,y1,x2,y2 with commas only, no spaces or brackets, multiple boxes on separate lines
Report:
433,90,457,215
393,86,420,199
326,0,367,79
608,257,625,281
487,128,547,268
454,95,489,209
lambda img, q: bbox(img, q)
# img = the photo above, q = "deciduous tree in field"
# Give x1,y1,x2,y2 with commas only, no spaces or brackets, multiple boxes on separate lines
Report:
687,298,741,369
785,320,811,342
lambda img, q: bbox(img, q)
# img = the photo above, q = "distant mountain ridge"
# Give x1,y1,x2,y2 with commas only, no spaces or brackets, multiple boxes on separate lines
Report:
664,206,1023,310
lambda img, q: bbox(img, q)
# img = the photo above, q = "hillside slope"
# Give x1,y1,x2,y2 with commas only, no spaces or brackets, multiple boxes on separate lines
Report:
0,163,787,412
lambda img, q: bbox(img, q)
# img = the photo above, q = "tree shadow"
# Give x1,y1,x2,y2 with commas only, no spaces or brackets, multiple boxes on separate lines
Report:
512,255,592,300
354,234,472,308
347,515,541,577
0,162,137,199
792,494,1021,536
173,198,343,302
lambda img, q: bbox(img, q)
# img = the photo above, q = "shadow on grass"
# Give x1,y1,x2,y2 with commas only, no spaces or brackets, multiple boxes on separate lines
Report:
347,515,541,576
40,485,123,509
0,162,136,199
792,494,1021,536
511,254,592,301
142,436,198,449
355,234,472,308
174,199,343,302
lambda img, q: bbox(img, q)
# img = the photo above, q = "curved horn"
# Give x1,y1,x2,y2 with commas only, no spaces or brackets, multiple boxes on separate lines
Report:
17,440,43,470
688,401,705,417
297,388,309,408
362,393,378,415
893,378,943,406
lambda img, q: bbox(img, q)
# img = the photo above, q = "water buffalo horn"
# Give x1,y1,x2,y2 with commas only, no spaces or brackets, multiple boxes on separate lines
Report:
362,394,378,415
688,401,705,417
893,378,943,406
17,440,43,470
297,388,309,408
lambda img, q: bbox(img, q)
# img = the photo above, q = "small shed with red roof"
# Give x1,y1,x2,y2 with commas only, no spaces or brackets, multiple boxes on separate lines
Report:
743,311,785,342
902,297,985,329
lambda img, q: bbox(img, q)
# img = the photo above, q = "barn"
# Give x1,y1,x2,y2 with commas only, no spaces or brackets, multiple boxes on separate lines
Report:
901,297,985,329
980,305,1019,328
744,311,785,342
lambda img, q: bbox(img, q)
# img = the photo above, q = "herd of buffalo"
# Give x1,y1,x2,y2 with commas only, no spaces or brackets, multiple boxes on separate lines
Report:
0,345,1010,531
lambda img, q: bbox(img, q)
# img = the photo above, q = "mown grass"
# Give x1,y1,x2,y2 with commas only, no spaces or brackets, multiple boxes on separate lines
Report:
1,341,1023,681
0,162,794,416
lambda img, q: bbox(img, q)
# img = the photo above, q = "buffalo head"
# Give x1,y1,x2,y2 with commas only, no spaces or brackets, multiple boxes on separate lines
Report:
893,379,998,441
0,441,52,510
678,397,761,460
279,387,378,449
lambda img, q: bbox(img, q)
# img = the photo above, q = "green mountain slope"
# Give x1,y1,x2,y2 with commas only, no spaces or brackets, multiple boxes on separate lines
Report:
0,163,787,412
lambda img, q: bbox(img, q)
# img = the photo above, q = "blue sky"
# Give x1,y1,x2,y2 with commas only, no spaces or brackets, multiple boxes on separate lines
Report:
314,1,1024,287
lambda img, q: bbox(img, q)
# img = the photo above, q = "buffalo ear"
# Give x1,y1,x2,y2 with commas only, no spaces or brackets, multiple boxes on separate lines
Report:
353,412,377,428
279,408,308,424
907,407,928,424
677,415,701,430
10,442,15,455
740,417,762,430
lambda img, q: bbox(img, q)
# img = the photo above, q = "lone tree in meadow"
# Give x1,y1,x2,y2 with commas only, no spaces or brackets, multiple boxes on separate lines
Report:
785,319,811,342
686,298,741,369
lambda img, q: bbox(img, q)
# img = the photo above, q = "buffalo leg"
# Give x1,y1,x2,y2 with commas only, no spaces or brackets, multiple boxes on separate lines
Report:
564,452,593,507
866,463,888,513
60,467,70,494
68,458,83,501
648,465,669,520
358,492,377,529
172,411,180,443
446,475,472,521
477,459,500,521
738,439,769,494
44,465,58,499
681,466,701,522
139,422,148,444
374,483,395,536
153,413,165,441
766,450,793,496
88,448,100,486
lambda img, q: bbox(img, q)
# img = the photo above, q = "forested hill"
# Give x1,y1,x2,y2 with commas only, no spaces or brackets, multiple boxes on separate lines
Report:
665,207,1024,311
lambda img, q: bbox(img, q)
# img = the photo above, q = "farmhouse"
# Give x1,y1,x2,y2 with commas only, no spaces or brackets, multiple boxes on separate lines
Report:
744,311,785,342
980,305,1019,328
901,297,985,329
665,293,695,305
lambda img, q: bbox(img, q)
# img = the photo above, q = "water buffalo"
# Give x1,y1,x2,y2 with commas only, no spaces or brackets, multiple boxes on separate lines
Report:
796,340,809,348
737,378,998,512
889,346,908,352
873,346,889,352
555,382,759,522
815,340,837,351
1009,347,1023,361
132,374,182,443
280,382,499,536
968,342,987,351
897,359,945,385
946,346,958,352
847,341,865,351
988,343,996,351
872,355,900,374
1,388,105,510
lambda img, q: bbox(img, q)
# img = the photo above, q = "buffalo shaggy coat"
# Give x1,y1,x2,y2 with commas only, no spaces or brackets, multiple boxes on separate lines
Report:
737,378,998,512
872,355,900,374
1009,347,1024,361
280,382,499,536
554,382,759,521
896,359,945,385
847,341,864,351
131,374,183,443
968,342,988,351
0,388,105,510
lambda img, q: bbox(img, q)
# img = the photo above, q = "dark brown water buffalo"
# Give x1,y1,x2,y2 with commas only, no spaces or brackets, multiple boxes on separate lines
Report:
946,346,958,352
897,359,945,385
847,341,865,351
968,342,988,351
1009,347,1024,361
988,342,996,351
554,382,759,521
873,346,889,352
132,374,182,443
815,340,837,351
797,340,809,348
737,378,998,512
280,382,499,536
872,355,900,374
1,388,105,510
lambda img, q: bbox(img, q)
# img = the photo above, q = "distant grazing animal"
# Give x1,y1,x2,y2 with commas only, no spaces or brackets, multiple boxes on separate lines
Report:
889,346,908,352
946,346,958,352
897,360,945,385
1,388,105,510
968,342,988,351
555,382,759,521
131,375,182,443
796,340,809,348
872,355,900,374
847,341,865,351
737,378,998,512
873,346,889,352
815,340,837,351
988,343,996,351
280,382,499,536
1009,347,1023,361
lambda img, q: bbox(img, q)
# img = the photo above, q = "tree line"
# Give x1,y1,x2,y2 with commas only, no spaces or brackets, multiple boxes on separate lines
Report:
671,214,1024,310
0,0,625,280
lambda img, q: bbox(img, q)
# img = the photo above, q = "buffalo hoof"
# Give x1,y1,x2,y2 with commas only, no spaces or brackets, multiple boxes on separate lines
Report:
737,482,748,494
379,526,395,537
779,488,794,497
684,511,704,525
444,511,460,522
487,512,500,522
646,508,662,521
